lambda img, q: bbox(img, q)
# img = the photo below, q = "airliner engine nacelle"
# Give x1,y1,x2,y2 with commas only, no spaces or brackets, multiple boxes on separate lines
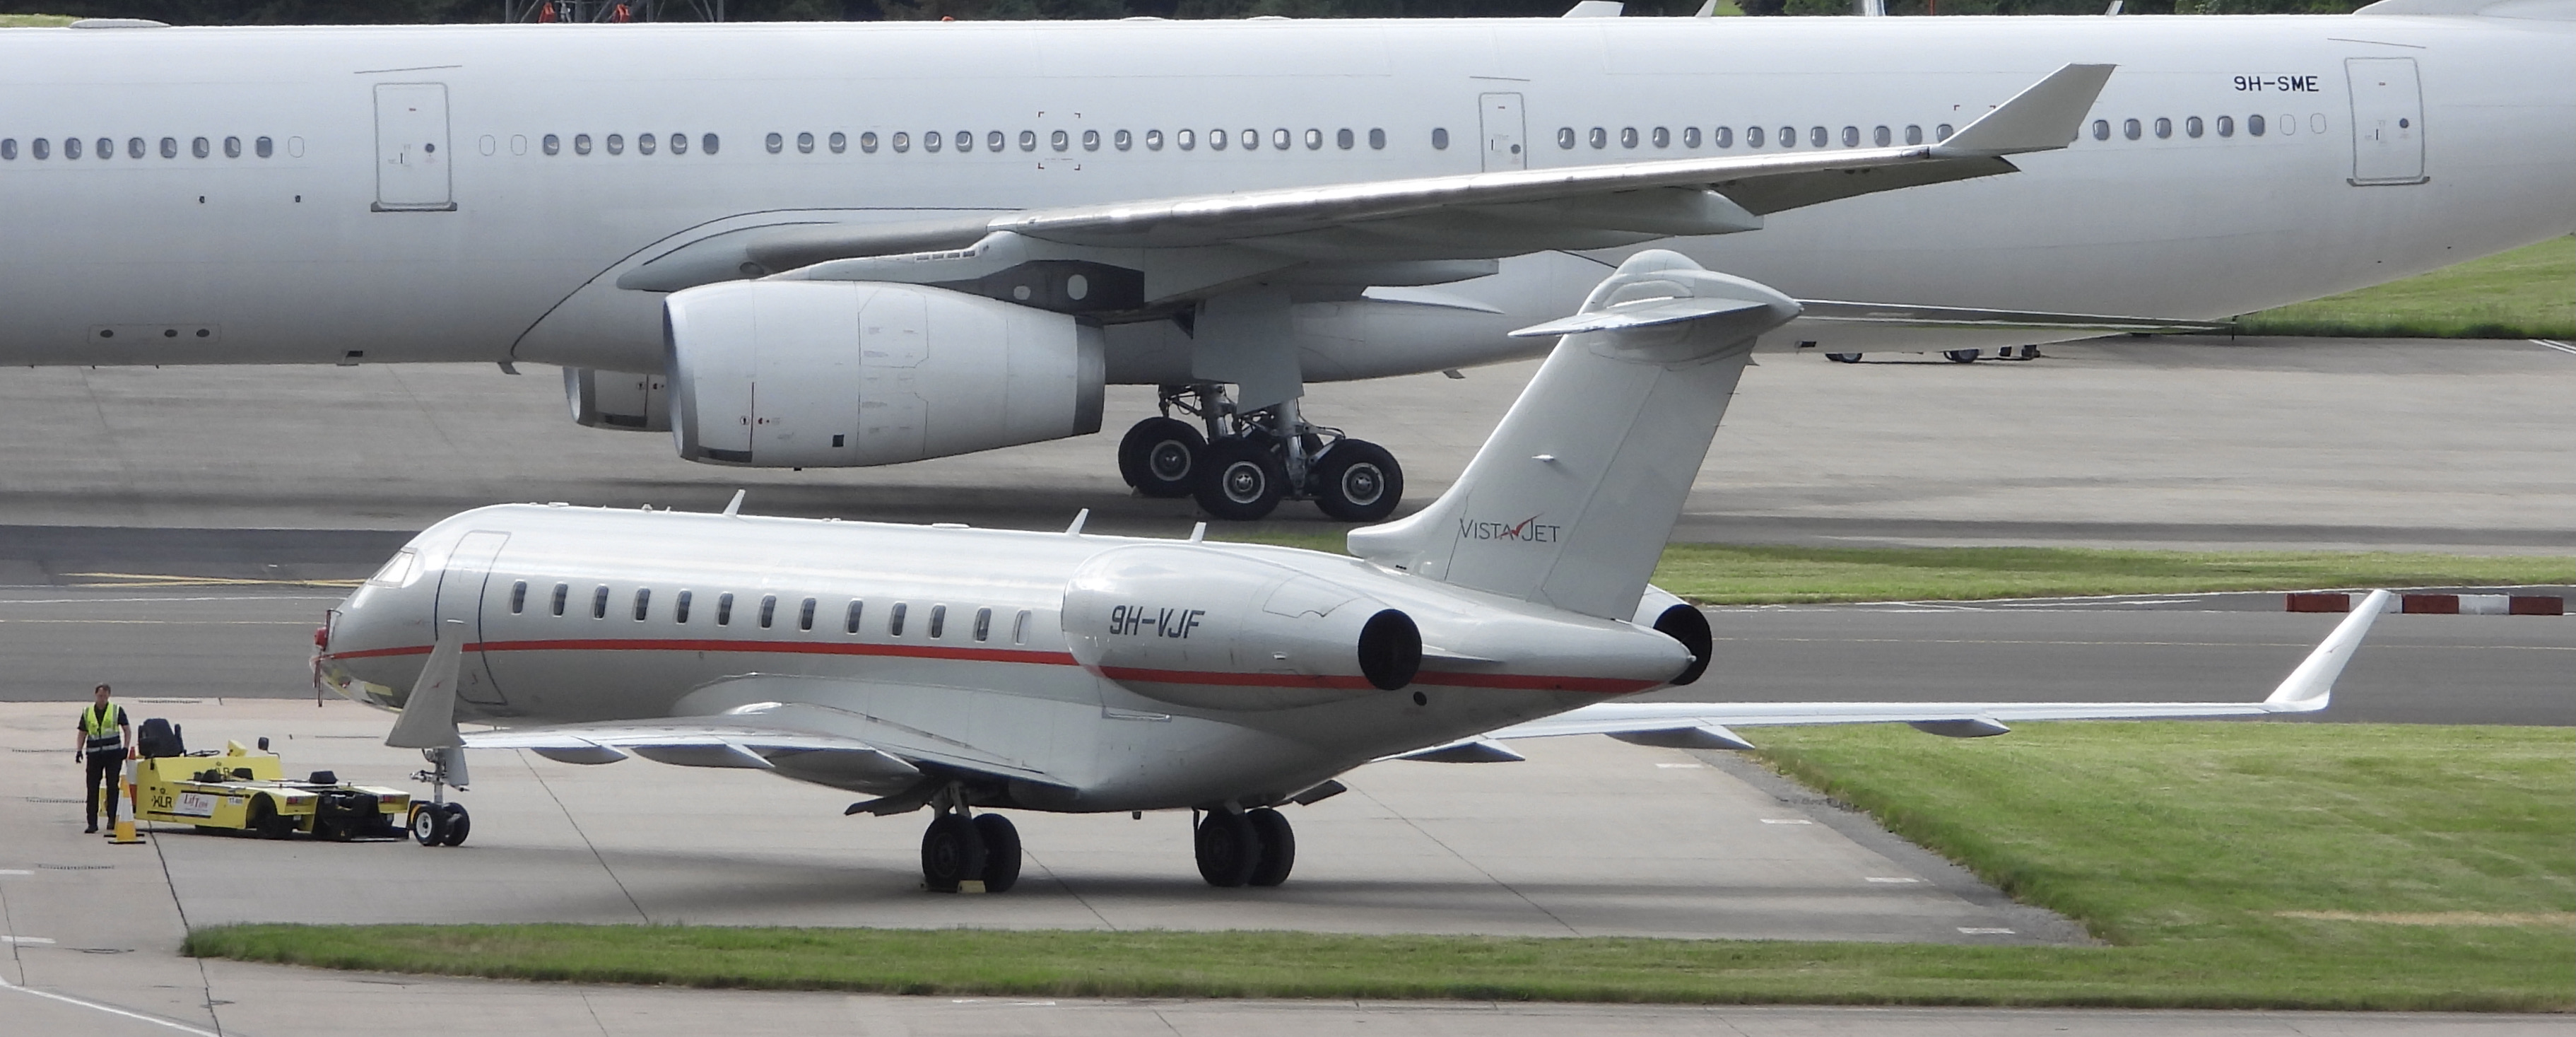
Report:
1062,546,1421,712
664,280,1105,468
564,368,671,433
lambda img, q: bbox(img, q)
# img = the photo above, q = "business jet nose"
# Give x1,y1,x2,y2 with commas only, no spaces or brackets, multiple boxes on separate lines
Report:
317,544,438,708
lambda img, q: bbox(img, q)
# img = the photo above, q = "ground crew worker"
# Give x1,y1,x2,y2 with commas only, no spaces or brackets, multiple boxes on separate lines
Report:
76,684,131,834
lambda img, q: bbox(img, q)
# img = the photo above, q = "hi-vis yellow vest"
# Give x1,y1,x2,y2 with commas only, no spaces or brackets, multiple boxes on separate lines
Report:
82,703,122,752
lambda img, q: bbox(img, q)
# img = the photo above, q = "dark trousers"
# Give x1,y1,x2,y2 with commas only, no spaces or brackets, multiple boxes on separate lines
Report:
85,752,122,828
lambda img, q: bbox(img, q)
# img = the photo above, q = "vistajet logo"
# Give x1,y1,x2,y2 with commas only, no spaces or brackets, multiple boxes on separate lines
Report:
1459,515,1562,544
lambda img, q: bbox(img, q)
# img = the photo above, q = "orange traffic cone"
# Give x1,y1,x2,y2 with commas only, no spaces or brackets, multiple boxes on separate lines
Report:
110,760,143,845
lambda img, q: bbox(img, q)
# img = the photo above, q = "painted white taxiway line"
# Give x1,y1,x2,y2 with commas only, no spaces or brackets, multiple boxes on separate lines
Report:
2532,339,2576,356
0,975,223,1036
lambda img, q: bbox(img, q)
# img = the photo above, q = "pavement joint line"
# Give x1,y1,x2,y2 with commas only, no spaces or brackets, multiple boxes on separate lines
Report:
1348,784,1584,937
519,749,652,923
149,795,232,1036
0,973,224,1037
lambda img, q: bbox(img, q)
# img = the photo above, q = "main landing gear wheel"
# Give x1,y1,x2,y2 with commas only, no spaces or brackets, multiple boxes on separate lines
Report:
974,814,1023,894
1825,353,1862,363
1194,811,1262,888
920,814,988,893
1943,349,1980,364
1118,417,1204,499
1244,808,1296,887
1313,440,1403,522
1194,438,1286,522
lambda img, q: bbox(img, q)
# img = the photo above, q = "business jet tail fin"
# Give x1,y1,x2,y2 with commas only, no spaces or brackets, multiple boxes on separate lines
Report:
1347,251,1798,619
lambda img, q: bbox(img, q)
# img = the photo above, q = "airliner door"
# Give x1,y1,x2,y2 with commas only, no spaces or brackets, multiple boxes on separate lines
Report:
2346,58,2426,186
434,530,509,706
1479,93,1527,172
373,83,457,211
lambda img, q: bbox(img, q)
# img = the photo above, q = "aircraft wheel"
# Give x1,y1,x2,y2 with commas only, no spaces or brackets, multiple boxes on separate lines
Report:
1118,417,1205,498
1312,440,1404,523
1194,438,1286,522
1245,808,1296,888
920,814,987,893
974,814,1022,894
439,802,471,847
409,802,447,847
2018,345,2042,360
1943,349,1980,364
1194,811,1262,888
1825,353,1862,363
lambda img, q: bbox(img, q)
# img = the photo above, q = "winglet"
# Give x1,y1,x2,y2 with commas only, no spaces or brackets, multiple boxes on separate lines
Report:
2262,590,2391,713
1932,64,2116,158
384,619,466,749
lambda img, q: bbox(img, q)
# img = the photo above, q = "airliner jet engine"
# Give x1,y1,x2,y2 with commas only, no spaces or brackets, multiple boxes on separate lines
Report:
663,280,1105,467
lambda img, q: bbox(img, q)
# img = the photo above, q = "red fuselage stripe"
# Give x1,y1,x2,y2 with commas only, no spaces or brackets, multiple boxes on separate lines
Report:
322,640,1648,693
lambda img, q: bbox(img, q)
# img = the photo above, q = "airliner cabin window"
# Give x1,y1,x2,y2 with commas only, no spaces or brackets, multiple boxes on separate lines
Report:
591,585,610,619
1619,127,1637,148
1683,127,1700,147
1585,127,1606,148
1715,126,1734,148
1905,124,1922,145
1842,126,1859,147
1083,129,1101,151
889,603,907,636
1746,126,1763,148
510,581,528,614
1116,129,1134,151
844,599,864,633
1652,127,1669,148
796,131,813,153
758,594,776,628
1873,125,1890,147
2155,117,2172,139
1177,129,1194,150
1432,127,1449,150
2123,119,2141,141
256,136,274,158
858,132,876,153
1780,126,1798,148
973,607,992,642
799,597,816,631
1148,129,1165,150
2278,114,2295,136
1303,128,1321,149
2247,115,2265,136
716,592,734,625
96,137,110,159
544,134,562,156
1210,129,1227,151
890,132,909,153
638,134,657,155
829,131,847,153
922,131,940,153
766,132,783,153
1272,128,1290,150
606,133,625,155
1,140,13,160
1936,123,1954,141
65,137,81,160
701,133,719,154
575,134,592,155
928,604,947,638
987,130,1004,151
1052,129,1069,151
224,136,242,158
1557,127,1575,149
675,590,693,623
551,582,568,616
1809,127,1828,148
632,588,651,621
2187,116,2204,138
192,136,208,158
1019,130,1037,151
2092,119,2110,141
1337,128,1355,149
947,131,966,152
128,137,144,158
1368,128,1385,149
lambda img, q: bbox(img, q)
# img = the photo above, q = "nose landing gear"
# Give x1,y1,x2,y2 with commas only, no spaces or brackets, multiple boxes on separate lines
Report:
1120,384,1406,523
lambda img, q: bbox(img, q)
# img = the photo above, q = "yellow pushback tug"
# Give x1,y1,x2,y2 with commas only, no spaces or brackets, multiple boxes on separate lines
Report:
130,717,442,843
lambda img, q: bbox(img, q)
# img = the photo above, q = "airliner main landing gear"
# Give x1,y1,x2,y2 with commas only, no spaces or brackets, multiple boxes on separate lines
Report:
917,788,1021,893
1117,384,1404,523
1194,807,1295,888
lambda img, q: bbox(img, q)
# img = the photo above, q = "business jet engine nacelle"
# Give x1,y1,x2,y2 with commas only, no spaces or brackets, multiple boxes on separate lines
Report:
1062,545,1421,712
664,280,1105,467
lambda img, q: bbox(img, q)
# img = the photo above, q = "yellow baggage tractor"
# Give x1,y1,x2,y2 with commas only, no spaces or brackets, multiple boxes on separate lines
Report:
131,717,419,842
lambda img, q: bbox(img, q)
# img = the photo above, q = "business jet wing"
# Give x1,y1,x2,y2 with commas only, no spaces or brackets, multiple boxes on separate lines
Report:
1475,590,2388,751
621,64,2112,291
460,689,1067,790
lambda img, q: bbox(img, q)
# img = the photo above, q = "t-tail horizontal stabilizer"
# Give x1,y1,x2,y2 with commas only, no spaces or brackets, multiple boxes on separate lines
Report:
1482,590,2393,746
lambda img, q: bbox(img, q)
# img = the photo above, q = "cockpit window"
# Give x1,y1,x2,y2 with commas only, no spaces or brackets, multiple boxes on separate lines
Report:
365,549,420,587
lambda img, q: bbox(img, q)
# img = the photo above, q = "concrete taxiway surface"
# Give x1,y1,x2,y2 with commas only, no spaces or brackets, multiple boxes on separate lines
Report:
0,337,2569,551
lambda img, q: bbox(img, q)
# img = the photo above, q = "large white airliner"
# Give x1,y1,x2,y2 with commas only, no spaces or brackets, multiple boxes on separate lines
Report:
317,250,2392,891
3,2,2571,518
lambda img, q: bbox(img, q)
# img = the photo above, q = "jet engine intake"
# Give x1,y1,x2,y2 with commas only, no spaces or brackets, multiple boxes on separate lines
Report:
1063,546,1419,711
665,280,1104,467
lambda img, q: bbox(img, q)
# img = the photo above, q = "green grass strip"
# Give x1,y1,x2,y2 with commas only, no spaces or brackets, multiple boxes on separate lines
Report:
2235,236,2576,339
0,14,78,26
187,725,2572,1010
1221,536,2576,605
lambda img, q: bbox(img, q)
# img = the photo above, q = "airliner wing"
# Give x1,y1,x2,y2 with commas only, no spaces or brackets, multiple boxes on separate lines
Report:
626,64,2112,290
1477,590,2388,751
1789,300,2230,336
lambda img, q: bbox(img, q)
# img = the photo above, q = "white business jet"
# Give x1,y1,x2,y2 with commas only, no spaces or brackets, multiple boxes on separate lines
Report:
4,4,2572,519
316,248,2392,891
